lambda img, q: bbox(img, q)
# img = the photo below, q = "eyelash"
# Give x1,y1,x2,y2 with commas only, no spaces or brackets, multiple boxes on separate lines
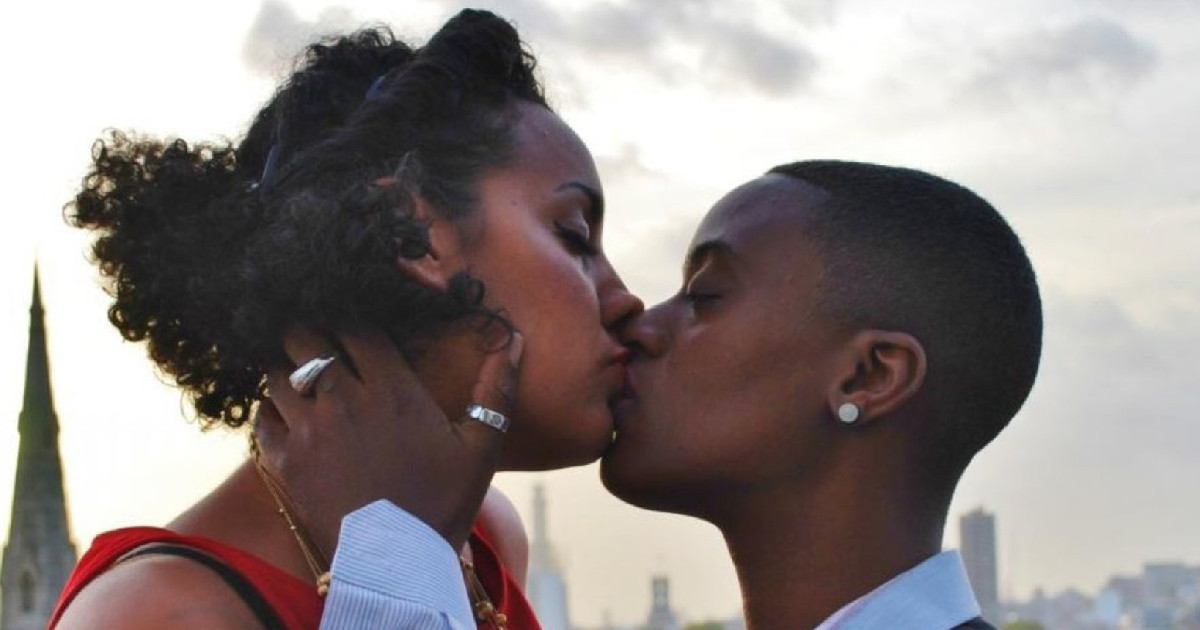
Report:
682,284,721,306
554,222,598,257
684,291,720,305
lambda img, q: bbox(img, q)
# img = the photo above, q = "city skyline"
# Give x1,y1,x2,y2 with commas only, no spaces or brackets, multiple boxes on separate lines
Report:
1,0,1198,626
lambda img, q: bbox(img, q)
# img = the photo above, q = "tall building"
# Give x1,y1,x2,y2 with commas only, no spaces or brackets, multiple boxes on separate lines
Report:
959,507,1000,623
1,270,78,630
527,483,570,630
643,576,680,630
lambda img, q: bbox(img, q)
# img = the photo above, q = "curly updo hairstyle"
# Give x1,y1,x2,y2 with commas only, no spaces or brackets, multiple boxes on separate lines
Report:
68,10,548,428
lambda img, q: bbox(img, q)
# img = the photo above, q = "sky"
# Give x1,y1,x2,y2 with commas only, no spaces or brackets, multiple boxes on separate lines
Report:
1,0,1198,626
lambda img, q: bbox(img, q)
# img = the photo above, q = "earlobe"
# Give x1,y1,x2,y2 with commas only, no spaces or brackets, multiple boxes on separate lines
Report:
828,330,927,425
396,247,449,291
395,196,462,292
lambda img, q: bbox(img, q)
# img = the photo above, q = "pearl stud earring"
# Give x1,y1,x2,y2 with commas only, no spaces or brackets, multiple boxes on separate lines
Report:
837,402,860,424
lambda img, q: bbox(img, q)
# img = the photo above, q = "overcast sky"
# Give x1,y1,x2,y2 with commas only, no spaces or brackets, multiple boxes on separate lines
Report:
1,0,1198,626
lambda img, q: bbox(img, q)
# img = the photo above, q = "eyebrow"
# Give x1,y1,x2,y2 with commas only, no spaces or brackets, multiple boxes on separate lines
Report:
556,181,605,225
683,239,734,278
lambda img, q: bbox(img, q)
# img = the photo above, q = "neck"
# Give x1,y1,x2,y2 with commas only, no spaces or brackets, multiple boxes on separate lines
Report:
713,474,949,630
169,459,318,585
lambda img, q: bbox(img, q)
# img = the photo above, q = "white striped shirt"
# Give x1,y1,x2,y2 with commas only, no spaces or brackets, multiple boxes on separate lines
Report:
816,551,982,630
320,501,472,630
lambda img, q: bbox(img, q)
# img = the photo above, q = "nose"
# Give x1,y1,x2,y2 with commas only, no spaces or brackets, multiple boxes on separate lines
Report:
597,263,644,333
618,302,670,359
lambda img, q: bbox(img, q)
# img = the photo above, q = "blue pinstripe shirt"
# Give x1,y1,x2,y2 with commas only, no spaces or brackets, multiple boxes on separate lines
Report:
321,502,984,630
320,501,473,629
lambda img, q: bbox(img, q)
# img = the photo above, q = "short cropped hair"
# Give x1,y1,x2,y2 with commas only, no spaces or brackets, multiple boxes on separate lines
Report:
769,160,1043,470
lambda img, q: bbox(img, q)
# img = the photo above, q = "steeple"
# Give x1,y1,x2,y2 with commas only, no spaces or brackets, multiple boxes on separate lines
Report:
526,483,570,630
19,270,57,442
531,483,548,548
644,576,681,630
2,267,78,630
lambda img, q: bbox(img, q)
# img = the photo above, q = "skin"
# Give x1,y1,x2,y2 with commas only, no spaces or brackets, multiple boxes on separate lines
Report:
603,174,951,630
209,171,994,629
56,104,641,629
475,487,530,587
409,102,641,471
215,169,1026,630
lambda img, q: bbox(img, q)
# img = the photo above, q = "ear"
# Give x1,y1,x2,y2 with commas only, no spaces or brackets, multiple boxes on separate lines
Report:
394,195,464,292
826,330,927,426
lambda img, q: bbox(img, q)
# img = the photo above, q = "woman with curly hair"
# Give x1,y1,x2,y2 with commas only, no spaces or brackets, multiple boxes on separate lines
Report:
50,9,641,629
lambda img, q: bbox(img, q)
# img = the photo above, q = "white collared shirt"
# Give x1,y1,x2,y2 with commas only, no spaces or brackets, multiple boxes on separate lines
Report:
815,551,982,630
319,501,474,630
320,502,983,630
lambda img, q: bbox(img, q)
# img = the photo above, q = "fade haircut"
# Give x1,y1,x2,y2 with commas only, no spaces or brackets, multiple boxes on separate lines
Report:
769,160,1042,471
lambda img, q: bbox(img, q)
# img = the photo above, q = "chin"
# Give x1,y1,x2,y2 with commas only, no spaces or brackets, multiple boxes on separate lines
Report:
600,438,743,522
598,450,700,517
498,409,612,471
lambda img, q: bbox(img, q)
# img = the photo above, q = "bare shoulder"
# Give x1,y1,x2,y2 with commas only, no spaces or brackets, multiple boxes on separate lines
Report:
55,553,264,630
477,485,530,587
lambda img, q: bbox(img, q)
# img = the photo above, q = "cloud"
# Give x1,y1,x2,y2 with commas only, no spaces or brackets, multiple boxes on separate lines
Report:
245,0,826,95
242,1,357,77
701,21,818,96
596,144,662,184
961,18,1158,107
1021,286,1200,481
430,0,825,96
570,0,820,95
1085,0,1200,13
781,0,842,26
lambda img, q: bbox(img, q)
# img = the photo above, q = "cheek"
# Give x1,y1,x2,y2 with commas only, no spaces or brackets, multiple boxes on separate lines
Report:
514,286,609,410
471,230,590,331
480,257,614,466
501,340,615,469
651,323,812,462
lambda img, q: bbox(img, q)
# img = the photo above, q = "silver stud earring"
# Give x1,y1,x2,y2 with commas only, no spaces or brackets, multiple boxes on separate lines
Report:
837,402,860,424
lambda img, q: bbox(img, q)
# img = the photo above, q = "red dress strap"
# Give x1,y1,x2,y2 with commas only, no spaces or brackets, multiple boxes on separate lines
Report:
469,523,542,630
48,527,323,629
52,522,534,629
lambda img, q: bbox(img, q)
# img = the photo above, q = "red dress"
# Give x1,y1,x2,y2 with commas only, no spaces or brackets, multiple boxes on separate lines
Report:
49,522,540,629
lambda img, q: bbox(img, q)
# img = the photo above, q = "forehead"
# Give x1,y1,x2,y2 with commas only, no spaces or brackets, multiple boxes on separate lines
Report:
507,103,600,189
690,174,830,252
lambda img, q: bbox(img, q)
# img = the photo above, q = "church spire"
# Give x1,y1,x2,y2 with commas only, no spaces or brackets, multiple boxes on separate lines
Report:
526,483,570,630
19,267,57,441
2,266,78,630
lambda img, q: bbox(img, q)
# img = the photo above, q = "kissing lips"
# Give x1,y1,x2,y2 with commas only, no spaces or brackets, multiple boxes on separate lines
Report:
608,367,637,430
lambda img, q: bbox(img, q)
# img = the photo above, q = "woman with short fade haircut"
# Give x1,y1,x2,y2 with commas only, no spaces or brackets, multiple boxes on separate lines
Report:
50,9,641,629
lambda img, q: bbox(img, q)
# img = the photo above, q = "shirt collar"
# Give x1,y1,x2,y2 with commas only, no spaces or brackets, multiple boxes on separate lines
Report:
815,550,982,630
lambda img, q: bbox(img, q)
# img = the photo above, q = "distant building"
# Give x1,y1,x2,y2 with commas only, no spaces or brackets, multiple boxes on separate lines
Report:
959,507,1000,623
1178,602,1200,630
644,576,680,630
1144,562,1196,605
1093,587,1122,627
527,483,570,630
1005,561,1200,630
1,271,78,630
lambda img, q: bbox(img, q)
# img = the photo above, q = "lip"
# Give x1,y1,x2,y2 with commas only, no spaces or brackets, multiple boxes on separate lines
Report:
606,346,633,366
607,363,637,429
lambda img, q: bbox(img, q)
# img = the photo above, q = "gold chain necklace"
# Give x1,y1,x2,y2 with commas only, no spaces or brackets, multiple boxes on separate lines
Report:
461,555,507,629
249,434,332,596
249,435,501,623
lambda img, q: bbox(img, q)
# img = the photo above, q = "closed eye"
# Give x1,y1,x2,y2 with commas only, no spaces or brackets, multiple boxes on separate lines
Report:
554,221,598,257
681,279,721,307
683,290,721,305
